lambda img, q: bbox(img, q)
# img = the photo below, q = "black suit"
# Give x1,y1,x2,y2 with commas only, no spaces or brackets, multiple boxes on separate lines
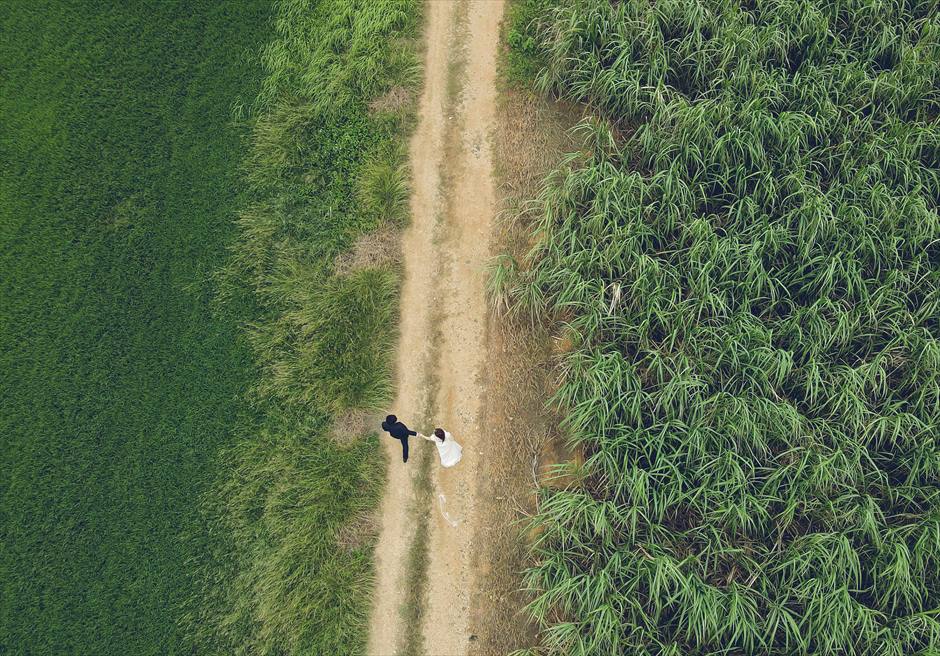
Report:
382,421,417,462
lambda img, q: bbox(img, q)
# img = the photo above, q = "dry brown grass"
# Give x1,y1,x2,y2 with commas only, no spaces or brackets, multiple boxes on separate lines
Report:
467,79,578,656
369,85,414,115
493,90,580,198
332,225,401,276
551,328,578,356
336,509,381,553
330,408,380,445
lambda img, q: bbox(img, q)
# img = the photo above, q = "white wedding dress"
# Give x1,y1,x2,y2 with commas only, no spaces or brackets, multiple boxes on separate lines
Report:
423,430,463,467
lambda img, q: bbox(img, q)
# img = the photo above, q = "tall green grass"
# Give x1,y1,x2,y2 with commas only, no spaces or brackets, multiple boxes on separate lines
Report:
499,1,940,654
181,1,421,654
0,1,272,653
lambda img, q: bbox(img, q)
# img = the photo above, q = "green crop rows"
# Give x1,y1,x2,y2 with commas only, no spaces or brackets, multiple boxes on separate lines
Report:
1,1,417,654
499,0,940,654
0,2,272,652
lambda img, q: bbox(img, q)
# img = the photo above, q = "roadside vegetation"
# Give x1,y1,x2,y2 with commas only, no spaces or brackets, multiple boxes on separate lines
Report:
498,0,940,653
181,1,421,654
0,1,272,653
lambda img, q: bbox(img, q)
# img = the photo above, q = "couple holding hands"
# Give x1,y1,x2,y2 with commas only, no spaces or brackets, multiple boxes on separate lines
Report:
381,414,463,468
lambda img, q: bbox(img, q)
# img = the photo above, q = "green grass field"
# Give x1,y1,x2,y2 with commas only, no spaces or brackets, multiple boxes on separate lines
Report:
501,0,940,654
0,2,273,652
1,1,418,654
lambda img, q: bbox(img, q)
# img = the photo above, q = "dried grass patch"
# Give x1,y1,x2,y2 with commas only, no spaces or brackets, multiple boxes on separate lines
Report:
333,225,401,276
468,84,578,656
336,510,381,553
369,85,414,115
330,408,380,445
493,89,580,200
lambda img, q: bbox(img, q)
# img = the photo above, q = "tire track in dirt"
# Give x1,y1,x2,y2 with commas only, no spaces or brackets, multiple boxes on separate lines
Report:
367,1,453,653
367,1,503,654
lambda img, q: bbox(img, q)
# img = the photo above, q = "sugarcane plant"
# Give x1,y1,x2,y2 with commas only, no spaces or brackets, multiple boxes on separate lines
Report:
497,0,940,653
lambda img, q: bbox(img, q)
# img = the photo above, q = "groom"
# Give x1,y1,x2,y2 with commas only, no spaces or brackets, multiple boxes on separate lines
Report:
381,414,419,463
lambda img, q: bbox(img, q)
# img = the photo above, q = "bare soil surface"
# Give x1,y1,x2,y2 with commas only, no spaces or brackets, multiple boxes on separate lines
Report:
367,2,504,654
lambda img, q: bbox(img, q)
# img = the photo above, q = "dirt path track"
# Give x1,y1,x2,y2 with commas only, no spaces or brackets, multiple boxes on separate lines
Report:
367,1,503,655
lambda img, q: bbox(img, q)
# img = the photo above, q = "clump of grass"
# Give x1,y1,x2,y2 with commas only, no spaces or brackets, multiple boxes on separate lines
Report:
504,1,940,654
182,0,422,654
360,148,411,227
247,268,399,413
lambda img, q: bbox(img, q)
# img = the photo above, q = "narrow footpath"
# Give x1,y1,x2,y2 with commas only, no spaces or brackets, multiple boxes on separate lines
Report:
367,1,503,654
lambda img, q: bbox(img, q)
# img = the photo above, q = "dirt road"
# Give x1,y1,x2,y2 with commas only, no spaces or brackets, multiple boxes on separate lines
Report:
367,1,503,654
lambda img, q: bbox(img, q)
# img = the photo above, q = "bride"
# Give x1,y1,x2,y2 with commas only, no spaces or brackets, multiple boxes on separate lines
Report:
421,427,463,467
